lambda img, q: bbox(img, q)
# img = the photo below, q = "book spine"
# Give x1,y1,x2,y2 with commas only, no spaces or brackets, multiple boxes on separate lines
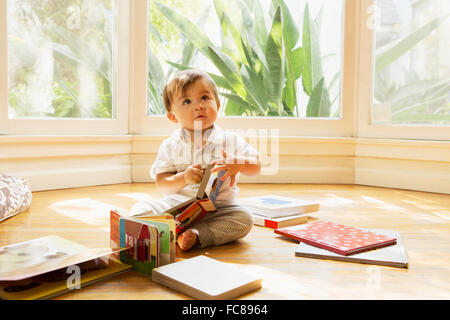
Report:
296,237,348,256
264,219,278,229
273,229,301,241
176,203,203,234
110,210,121,259
346,239,397,255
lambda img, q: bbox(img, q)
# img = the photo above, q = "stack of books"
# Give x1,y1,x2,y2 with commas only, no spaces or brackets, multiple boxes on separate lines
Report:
275,220,408,268
239,195,320,229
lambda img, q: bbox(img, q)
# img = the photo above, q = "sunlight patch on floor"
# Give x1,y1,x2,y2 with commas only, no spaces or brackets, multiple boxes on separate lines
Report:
319,194,356,207
232,263,335,299
402,199,449,213
49,198,127,231
116,193,154,202
360,195,408,213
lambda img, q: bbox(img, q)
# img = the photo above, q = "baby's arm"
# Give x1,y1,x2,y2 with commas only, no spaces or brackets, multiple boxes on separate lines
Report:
156,163,203,195
210,150,261,186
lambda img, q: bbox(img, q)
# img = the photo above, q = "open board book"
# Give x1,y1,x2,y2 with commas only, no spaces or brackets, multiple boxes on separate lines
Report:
0,235,131,300
239,195,319,218
110,164,226,276
110,209,176,276
131,163,225,235
152,255,262,300
295,229,408,268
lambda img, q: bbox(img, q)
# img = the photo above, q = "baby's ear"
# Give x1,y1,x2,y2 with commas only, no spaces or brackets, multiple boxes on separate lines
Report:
216,99,221,111
166,112,178,123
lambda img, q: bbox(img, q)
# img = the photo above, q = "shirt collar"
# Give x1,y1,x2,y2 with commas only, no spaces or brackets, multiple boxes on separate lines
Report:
178,123,225,144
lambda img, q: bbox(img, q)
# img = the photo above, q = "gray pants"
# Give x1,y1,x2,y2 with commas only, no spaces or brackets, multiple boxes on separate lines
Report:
129,200,253,248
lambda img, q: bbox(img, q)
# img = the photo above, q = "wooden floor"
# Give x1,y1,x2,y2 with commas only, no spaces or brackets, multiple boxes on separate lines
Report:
1,183,449,300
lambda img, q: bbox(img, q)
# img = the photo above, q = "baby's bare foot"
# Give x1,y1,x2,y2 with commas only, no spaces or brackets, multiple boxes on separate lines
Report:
177,230,198,251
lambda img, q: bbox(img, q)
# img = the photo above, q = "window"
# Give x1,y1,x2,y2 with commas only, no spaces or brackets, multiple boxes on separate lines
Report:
132,0,352,136
372,0,450,126
357,0,450,140
0,0,129,134
146,0,344,119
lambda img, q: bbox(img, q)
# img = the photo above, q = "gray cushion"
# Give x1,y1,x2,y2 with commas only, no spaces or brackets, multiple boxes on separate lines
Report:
0,174,32,222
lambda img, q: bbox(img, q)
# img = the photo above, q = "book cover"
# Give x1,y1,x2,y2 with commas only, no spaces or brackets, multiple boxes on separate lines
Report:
239,195,319,218
275,220,397,256
295,229,408,268
110,209,176,276
252,213,308,229
0,236,131,300
152,255,262,300
120,218,161,275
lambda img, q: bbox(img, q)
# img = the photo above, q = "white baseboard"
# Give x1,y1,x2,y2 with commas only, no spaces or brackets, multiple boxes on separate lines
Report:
355,157,450,194
1,135,449,194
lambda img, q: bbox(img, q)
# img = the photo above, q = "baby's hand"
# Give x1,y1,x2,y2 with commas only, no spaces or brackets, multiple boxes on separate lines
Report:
210,150,245,187
183,163,203,185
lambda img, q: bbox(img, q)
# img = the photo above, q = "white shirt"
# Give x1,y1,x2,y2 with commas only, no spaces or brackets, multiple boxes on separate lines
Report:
150,124,259,207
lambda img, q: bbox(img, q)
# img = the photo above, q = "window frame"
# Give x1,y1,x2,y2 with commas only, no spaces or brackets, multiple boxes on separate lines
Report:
356,0,450,141
130,0,357,137
0,0,130,135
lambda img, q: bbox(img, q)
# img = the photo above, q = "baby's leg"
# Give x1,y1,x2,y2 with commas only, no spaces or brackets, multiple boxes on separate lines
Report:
189,205,254,248
129,198,176,216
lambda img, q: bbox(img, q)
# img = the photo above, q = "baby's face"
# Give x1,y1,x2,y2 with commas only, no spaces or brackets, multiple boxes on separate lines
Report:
167,78,220,133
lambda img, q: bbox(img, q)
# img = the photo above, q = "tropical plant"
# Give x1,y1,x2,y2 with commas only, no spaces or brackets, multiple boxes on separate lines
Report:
155,0,333,117
147,0,210,115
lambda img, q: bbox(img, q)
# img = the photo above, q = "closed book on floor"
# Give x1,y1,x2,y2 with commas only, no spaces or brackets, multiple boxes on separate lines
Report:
152,255,262,300
275,220,397,256
239,195,319,218
295,229,408,268
252,213,308,228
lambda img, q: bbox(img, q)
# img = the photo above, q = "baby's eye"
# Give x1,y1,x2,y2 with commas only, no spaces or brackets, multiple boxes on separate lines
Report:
201,95,209,101
183,99,191,105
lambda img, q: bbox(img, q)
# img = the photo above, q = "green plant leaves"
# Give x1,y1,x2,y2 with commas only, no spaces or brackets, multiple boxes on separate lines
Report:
301,3,324,97
265,6,285,115
306,78,331,117
272,0,299,51
155,2,214,57
155,0,338,118
375,14,449,74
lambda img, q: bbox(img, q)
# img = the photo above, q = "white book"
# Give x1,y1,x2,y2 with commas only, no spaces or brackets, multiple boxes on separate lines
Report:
295,229,408,268
252,213,308,229
152,255,262,300
239,195,319,218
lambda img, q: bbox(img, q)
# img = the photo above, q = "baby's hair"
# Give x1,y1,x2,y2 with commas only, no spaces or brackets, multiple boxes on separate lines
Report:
163,69,220,112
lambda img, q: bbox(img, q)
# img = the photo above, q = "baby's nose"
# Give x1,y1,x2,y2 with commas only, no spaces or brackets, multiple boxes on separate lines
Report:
194,101,205,109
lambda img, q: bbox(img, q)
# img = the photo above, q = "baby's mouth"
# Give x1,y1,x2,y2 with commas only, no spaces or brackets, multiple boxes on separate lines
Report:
195,115,206,119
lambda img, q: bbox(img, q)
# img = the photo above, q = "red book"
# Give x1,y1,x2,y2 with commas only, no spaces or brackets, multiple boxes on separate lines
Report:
274,220,397,256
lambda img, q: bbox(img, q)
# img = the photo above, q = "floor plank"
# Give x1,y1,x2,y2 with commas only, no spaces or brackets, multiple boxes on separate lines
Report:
1,183,449,299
